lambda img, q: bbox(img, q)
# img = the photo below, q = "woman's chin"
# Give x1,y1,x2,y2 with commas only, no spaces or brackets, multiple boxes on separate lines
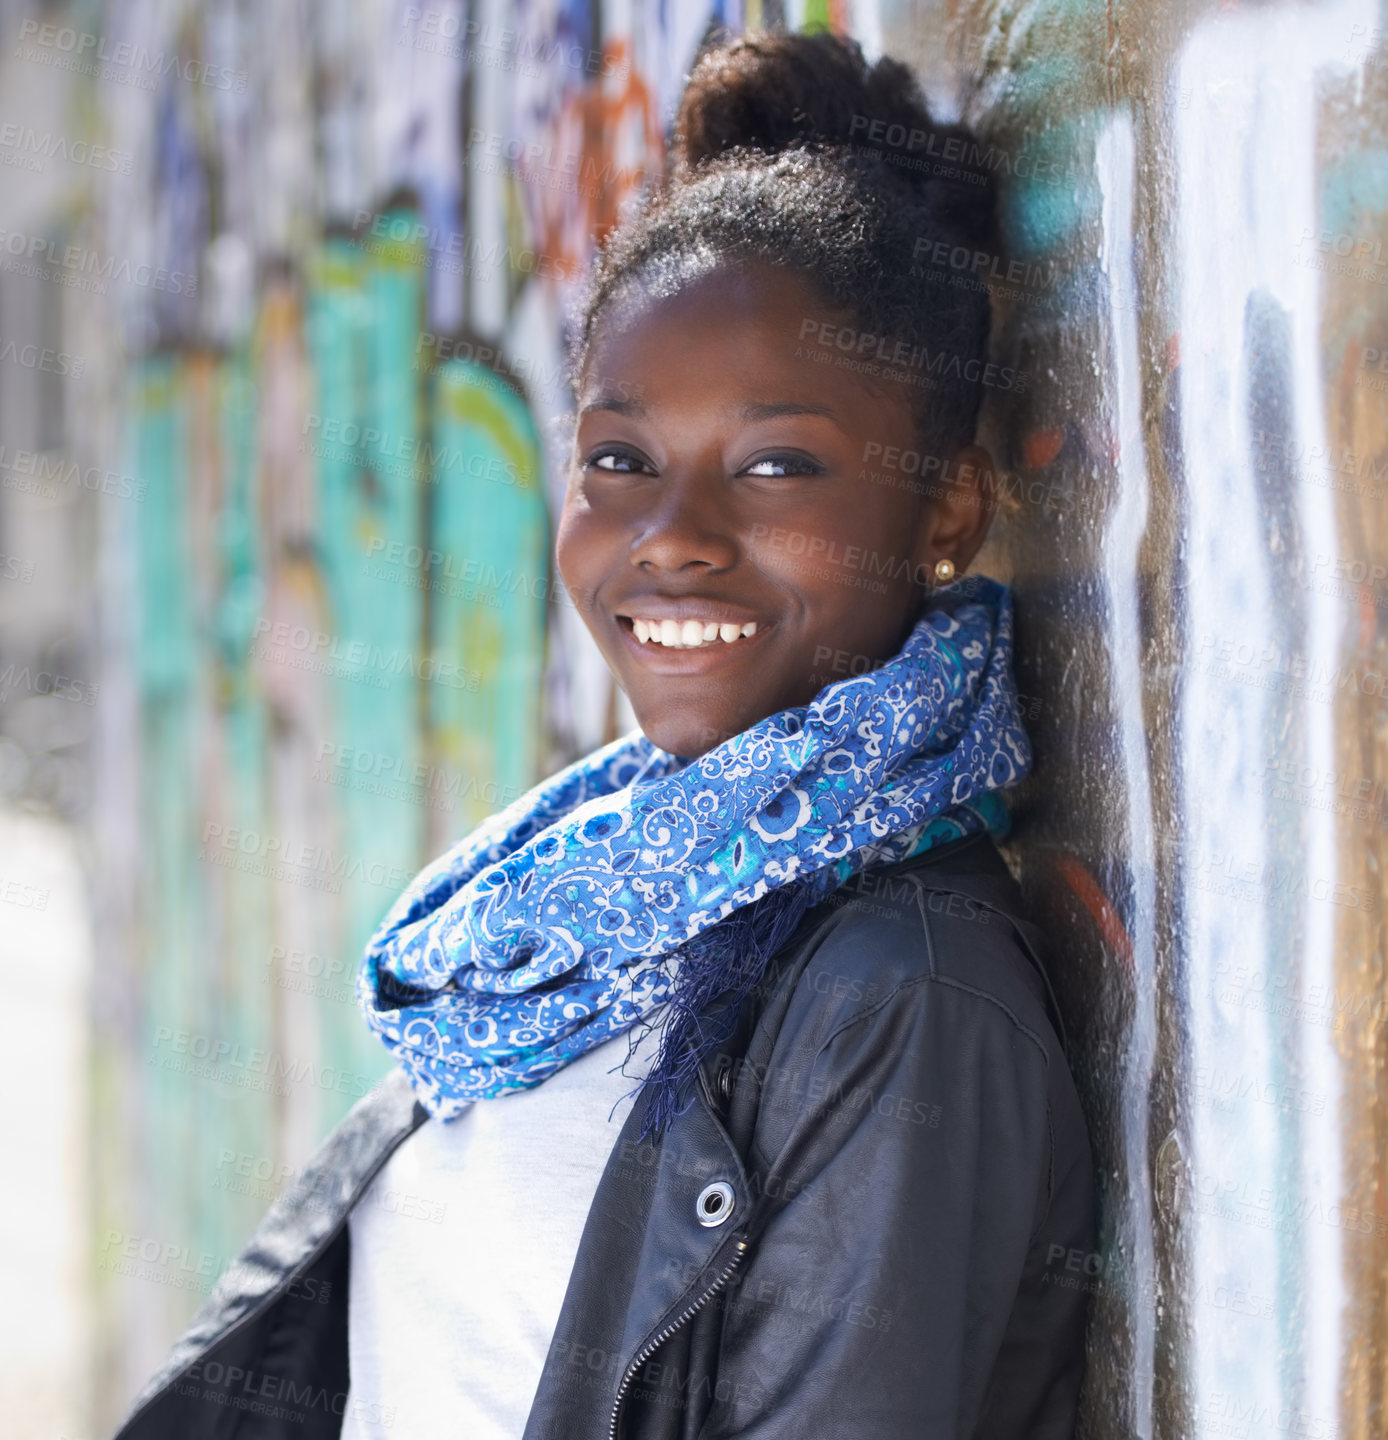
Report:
636,710,741,760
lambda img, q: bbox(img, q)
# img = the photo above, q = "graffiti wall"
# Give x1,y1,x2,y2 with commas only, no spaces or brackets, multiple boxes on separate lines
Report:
899,2,1388,1437
45,0,752,1418
0,0,1383,1436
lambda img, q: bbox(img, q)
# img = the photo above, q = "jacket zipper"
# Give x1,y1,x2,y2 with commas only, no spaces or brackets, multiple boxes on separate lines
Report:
607,1236,750,1440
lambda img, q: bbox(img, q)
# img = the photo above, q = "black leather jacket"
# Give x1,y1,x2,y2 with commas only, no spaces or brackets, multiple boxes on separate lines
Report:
114,833,1093,1439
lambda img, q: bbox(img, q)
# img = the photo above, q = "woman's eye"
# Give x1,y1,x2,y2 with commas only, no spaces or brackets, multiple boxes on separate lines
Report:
742,454,823,478
585,448,653,475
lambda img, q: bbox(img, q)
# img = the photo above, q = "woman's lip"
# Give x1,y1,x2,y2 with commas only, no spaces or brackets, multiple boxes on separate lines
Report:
615,615,772,672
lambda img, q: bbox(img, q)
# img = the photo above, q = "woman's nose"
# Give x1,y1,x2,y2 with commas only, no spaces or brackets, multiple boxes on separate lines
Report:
628,473,739,573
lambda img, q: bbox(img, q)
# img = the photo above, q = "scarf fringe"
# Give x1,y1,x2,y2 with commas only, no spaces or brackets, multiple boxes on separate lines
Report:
630,876,826,1140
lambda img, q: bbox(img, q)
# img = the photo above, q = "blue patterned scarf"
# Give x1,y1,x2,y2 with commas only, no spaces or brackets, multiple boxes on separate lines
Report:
358,576,1030,1122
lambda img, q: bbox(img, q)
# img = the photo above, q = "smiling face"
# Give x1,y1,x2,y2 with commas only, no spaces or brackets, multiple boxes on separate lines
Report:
557,263,995,758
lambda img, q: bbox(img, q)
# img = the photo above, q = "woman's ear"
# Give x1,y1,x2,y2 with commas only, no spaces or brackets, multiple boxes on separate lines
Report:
911,442,998,577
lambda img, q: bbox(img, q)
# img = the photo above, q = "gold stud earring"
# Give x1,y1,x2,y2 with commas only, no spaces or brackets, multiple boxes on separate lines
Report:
933,557,956,584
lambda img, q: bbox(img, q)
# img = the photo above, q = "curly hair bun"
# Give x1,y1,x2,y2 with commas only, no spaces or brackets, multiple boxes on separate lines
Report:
577,30,1005,458
679,35,967,164
675,33,909,162
673,31,996,244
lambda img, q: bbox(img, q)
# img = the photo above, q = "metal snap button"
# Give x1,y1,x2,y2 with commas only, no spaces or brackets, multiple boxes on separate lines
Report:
696,1180,735,1228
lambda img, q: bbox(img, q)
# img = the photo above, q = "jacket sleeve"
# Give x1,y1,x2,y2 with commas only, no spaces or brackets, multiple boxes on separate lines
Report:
701,922,1093,1439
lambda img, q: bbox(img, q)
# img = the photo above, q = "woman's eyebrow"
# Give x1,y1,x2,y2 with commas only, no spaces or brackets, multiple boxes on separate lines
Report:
579,394,644,418
741,400,845,430
577,397,846,428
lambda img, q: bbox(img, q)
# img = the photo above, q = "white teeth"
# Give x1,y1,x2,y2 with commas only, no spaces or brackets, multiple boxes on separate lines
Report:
633,618,761,647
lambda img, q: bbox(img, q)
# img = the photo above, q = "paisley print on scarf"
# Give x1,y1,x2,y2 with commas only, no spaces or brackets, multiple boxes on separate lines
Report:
358,576,1031,1119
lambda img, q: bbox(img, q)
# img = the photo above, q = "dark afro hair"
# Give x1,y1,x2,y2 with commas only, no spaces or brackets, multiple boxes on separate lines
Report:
572,29,1002,460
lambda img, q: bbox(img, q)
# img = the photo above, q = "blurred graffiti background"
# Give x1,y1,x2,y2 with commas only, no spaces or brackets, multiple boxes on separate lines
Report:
1,0,1386,1437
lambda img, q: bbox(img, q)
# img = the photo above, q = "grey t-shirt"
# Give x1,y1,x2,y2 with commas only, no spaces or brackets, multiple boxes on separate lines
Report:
342,1016,666,1438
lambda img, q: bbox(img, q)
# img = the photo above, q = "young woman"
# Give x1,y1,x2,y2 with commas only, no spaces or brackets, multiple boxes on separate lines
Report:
118,31,1093,1440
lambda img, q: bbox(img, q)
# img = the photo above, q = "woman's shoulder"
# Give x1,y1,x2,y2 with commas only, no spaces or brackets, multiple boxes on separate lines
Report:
784,834,1064,1056
745,837,1087,1214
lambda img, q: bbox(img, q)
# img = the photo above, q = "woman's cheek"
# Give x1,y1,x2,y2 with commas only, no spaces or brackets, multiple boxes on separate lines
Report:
554,501,601,597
